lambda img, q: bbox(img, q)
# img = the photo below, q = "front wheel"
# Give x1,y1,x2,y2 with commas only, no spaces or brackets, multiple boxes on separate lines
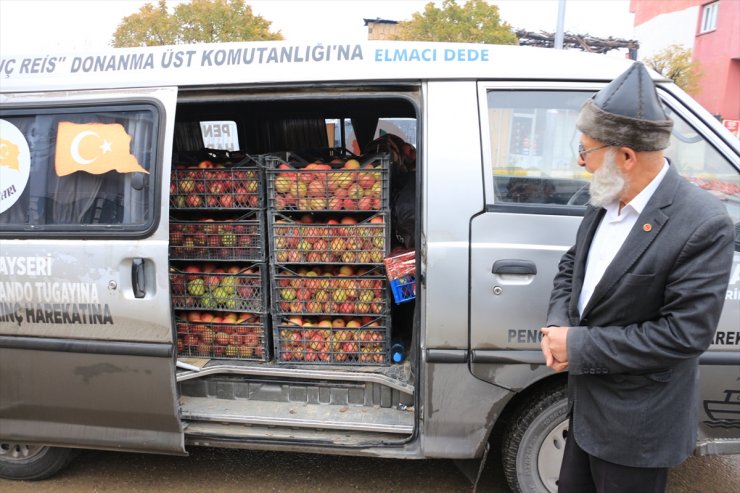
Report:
502,383,568,493
0,442,78,480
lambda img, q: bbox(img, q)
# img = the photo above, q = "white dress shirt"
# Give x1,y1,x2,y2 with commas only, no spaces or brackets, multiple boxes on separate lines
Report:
578,160,670,317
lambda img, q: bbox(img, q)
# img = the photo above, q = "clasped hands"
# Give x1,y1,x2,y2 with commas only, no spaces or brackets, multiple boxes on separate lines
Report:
540,326,569,372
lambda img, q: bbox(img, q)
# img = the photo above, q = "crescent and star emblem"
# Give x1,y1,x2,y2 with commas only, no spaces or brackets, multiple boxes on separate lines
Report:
69,131,113,165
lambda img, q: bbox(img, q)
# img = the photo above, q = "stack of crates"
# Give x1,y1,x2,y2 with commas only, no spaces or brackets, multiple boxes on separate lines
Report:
265,154,393,365
169,154,269,361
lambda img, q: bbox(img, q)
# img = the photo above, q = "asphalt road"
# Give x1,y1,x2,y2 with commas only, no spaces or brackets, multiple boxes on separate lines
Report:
0,448,737,493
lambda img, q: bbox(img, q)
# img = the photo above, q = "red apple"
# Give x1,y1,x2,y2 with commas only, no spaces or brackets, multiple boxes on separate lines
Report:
358,173,375,189
219,194,235,208
185,194,203,208
184,334,199,347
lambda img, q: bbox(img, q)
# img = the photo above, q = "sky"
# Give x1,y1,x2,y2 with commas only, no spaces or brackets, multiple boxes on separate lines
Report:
0,0,635,55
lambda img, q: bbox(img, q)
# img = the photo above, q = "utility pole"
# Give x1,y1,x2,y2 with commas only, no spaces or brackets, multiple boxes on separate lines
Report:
555,0,566,49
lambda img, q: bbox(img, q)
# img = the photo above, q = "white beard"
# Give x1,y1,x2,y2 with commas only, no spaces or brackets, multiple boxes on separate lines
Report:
588,149,626,208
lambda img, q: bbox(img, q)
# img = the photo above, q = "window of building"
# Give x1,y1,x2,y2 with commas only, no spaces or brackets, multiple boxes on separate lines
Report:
700,1,719,33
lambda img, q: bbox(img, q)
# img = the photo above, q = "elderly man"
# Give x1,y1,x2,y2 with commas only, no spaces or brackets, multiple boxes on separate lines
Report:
540,62,735,492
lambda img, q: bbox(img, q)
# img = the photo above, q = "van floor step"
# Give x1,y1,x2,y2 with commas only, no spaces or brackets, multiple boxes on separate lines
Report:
184,422,411,445
180,395,414,434
176,361,414,395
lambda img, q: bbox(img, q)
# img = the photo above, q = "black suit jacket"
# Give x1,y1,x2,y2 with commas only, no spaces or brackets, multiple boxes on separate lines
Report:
547,164,735,467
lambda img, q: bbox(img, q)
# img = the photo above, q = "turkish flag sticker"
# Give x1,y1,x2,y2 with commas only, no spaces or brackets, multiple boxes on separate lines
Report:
55,122,149,176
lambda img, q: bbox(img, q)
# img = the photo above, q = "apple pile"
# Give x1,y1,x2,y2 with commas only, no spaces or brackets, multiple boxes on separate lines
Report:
176,310,265,359
275,315,387,364
684,176,740,197
272,213,385,264
269,157,386,211
170,160,262,210
170,216,263,261
274,265,386,316
170,263,263,312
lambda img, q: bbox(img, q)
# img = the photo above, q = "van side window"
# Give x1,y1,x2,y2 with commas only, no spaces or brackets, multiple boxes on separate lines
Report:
663,110,740,227
486,90,739,220
486,90,592,207
0,105,158,234
325,118,358,154
325,118,416,156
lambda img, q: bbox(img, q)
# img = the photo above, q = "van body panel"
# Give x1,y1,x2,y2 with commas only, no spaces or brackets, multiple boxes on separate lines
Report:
420,81,518,459
0,346,183,454
0,88,183,454
469,81,589,392
424,80,483,349
0,240,173,342
0,42,639,94
421,361,512,458
470,212,581,348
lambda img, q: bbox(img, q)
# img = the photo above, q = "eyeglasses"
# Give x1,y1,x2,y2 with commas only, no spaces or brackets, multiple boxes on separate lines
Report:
578,143,610,161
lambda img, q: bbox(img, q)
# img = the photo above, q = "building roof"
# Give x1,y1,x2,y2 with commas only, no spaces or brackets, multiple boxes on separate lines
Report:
363,18,399,26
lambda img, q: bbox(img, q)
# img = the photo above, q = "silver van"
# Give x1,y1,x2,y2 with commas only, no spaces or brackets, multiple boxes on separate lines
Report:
1,41,738,493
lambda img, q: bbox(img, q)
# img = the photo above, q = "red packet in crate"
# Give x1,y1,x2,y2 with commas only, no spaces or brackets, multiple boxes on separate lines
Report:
384,249,416,304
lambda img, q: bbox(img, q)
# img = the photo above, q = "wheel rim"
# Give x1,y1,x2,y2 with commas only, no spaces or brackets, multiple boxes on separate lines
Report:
536,419,568,493
0,442,48,463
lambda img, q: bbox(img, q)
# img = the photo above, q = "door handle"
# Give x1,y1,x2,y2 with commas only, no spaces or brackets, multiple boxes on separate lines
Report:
132,258,146,298
492,259,537,276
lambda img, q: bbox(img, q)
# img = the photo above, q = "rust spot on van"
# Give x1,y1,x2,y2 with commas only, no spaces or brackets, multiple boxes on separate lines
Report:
74,363,124,383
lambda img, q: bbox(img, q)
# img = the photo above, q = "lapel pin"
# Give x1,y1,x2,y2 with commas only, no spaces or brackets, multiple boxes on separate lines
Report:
643,223,652,232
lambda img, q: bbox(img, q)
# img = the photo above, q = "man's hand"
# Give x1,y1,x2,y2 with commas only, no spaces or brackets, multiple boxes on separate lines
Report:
541,326,569,372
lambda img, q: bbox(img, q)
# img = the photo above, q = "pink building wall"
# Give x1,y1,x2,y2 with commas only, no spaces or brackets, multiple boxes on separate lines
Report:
630,0,740,121
630,0,699,25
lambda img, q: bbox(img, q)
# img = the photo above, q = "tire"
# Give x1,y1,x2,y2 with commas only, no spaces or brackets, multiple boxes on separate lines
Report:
502,383,568,493
0,442,78,480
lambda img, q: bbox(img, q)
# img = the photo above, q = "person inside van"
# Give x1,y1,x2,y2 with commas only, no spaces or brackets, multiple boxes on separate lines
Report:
363,133,416,249
539,62,735,493
363,134,416,353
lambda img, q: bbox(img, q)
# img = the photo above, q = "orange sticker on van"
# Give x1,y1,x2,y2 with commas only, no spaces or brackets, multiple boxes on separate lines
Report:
55,122,149,176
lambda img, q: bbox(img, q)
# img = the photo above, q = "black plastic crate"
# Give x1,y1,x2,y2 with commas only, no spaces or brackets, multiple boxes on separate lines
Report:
264,155,389,212
170,212,265,262
170,263,266,312
268,212,388,265
273,315,389,365
176,311,269,361
170,160,263,211
272,265,388,317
